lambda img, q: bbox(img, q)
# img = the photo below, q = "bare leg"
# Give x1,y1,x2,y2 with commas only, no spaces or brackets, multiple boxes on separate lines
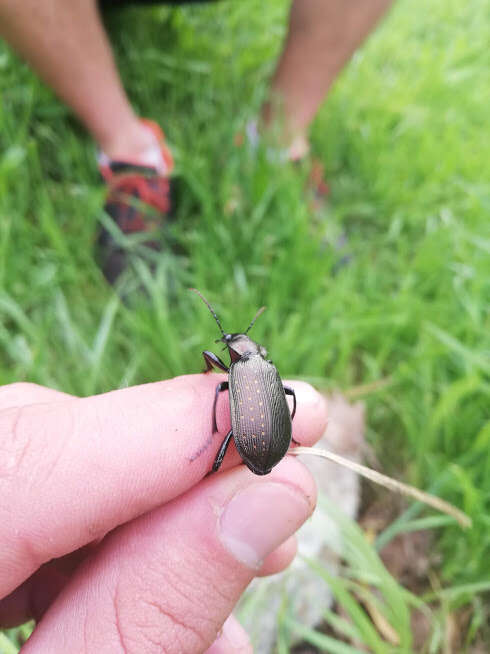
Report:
0,0,157,161
263,0,394,157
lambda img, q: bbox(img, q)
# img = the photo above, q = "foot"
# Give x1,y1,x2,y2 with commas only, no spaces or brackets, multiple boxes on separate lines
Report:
97,119,174,285
241,119,330,211
303,156,330,213
238,120,350,267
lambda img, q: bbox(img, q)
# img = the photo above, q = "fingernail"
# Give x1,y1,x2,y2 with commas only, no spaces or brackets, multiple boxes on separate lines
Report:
219,482,311,569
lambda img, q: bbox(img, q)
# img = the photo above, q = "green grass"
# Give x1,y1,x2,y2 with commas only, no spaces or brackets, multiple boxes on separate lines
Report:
1,0,489,650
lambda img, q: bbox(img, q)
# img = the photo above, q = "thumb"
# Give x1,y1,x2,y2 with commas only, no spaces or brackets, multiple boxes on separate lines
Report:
22,457,316,653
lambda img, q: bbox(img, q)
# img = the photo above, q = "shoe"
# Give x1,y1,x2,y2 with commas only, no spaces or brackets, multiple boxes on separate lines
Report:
239,119,330,211
304,156,330,212
97,119,174,285
237,120,350,268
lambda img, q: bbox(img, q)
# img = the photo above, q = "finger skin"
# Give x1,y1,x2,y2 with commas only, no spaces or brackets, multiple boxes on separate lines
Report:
0,376,327,599
0,382,72,410
205,615,252,654
22,457,316,654
0,538,297,628
257,535,297,577
0,544,98,627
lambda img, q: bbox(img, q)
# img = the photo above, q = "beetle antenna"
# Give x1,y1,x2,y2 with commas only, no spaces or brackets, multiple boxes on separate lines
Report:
245,306,266,334
190,288,225,337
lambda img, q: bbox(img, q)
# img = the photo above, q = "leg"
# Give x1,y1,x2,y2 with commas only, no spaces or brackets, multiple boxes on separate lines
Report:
263,0,394,156
284,385,300,444
212,430,234,473
283,386,297,420
0,0,159,162
212,381,228,433
189,383,229,462
202,350,229,374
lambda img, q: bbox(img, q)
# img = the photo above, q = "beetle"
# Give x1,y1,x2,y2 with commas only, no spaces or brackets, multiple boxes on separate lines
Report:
191,289,298,475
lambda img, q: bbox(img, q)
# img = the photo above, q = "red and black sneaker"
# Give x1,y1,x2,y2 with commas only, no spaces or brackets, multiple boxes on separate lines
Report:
305,157,330,213
97,119,174,285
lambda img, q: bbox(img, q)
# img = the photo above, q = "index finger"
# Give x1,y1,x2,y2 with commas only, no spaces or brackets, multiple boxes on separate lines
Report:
0,375,327,598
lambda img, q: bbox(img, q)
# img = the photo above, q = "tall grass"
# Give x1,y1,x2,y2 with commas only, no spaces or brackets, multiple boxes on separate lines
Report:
0,0,489,649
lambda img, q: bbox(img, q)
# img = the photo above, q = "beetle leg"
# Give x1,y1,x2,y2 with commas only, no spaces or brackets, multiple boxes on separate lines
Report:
283,386,297,420
212,381,229,433
212,429,234,472
283,385,300,444
203,350,229,373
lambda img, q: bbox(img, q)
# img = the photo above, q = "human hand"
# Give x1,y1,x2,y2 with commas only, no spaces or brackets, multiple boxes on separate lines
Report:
0,375,327,653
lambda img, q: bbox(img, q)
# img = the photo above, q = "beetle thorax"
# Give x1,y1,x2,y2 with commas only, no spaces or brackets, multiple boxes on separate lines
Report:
222,333,267,362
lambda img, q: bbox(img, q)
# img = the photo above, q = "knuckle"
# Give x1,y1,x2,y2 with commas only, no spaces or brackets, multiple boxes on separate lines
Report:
0,402,75,565
0,406,31,481
0,407,49,576
2,382,38,397
0,382,64,410
0,403,71,486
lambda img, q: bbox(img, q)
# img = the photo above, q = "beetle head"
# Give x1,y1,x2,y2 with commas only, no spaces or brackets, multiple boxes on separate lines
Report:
218,333,268,362
191,289,267,362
